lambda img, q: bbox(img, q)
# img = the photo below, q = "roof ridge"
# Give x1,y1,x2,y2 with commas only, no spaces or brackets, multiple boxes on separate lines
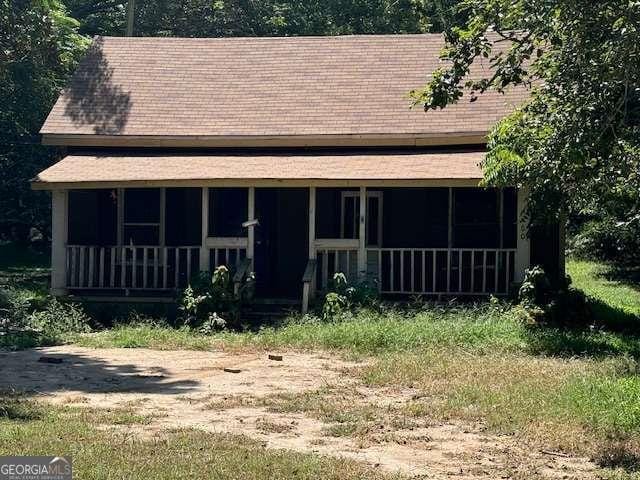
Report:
95,33,443,41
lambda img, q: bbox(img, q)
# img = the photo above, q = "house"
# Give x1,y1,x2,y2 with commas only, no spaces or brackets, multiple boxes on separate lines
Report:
32,34,562,312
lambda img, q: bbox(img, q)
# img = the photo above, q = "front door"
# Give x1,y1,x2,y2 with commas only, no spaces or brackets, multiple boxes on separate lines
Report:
254,188,309,298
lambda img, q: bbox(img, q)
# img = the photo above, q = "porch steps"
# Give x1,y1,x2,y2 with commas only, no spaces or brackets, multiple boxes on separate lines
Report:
241,298,302,325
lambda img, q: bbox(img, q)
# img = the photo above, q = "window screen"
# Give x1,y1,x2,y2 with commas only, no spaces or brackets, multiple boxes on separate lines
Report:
208,188,248,237
123,188,160,245
382,188,448,248
453,188,500,248
165,188,202,246
68,189,117,245
503,188,518,248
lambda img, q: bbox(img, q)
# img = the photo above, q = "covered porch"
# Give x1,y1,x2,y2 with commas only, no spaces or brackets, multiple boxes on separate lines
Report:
36,150,530,310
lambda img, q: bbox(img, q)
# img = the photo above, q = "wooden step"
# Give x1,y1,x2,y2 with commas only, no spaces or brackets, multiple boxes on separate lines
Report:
250,297,301,306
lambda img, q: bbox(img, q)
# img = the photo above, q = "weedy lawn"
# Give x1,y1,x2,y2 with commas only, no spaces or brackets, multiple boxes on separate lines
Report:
2,249,640,478
0,395,392,480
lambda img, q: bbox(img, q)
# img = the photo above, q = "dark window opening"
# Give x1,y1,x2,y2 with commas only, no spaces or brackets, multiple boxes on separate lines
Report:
208,188,248,237
124,188,160,223
123,225,159,245
165,188,202,246
453,188,500,248
503,187,518,248
382,188,448,248
316,188,358,239
68,189,117,245
123,188,161,245
342,195,359,239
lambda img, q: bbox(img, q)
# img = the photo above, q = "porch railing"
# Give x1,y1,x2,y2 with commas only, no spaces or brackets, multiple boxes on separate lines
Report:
368,248,516,295
66,245,199,290
315,247,359,290
205,237,248,272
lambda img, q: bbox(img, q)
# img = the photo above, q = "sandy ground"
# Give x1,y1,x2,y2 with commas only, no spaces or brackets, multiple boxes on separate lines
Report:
0,346,598,479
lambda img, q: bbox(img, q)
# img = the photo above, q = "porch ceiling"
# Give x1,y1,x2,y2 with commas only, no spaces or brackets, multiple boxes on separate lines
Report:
31,150,485,189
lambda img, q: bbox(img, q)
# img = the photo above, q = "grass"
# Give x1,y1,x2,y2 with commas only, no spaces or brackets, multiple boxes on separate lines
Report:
0,394,397,480
362,352,640,454
568,260,640,322
72,302,640,360
73,304,531,354
71,324,215,350
0,243,49,300
4,254,640,477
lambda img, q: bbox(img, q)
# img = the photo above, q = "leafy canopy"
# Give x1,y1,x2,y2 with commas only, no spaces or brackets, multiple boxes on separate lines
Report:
412,0,640,226
1,0,461,241
0,0,87,239
65,0,460,37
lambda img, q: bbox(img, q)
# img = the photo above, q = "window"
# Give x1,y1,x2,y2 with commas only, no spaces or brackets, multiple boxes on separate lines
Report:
123,188,161,245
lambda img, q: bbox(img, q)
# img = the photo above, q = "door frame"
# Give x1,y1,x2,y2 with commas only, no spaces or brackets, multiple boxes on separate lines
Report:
253,187,309,297
340,190,383,247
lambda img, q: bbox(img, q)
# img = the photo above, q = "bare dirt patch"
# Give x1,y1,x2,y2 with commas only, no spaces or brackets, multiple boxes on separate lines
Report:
0,346,597,479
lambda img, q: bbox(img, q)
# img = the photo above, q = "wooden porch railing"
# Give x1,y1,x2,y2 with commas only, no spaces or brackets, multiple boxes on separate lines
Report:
315,247,359,291
301,259,317,314
205,237,248,272
368,248,516,295
66,245,199,290
233,257,253,296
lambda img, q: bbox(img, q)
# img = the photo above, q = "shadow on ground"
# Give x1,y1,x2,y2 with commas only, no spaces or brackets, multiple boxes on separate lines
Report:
0,349,198,396
601,265,640,292
523,293,640,359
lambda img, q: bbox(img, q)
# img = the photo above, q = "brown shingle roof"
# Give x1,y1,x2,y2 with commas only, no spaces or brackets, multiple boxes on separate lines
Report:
41,35,526,143
32,150,484,187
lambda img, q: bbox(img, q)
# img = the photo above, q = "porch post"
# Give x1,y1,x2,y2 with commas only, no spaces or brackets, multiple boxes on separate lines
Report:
358,186,366,277
306,186,317,307
51,189,68,296
247,187,255,267
514,188,531,283
308,187,316,260
199,187,209,271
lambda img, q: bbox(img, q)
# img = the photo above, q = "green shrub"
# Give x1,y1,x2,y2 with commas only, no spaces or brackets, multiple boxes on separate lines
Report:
0,287,92,347
570,216,640,265
0,288,31,332
321,272,379,320
178,265,255,331
28,298,92,342
518,266,592,327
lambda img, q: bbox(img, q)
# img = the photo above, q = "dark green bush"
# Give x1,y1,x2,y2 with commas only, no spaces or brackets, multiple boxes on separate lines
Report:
0,288,92,347
518,266,592,328
569,217,640,265
28,299,92,341
178,265,255,331
321,273,379,320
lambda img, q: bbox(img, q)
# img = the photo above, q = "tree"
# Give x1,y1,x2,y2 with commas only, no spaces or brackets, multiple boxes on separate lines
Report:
0,0,87,241
0,0,462,241
412,0,640,228
65,0,459,38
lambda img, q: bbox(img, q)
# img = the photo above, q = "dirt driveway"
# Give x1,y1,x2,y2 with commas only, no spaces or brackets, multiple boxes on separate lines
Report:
1,346,597,479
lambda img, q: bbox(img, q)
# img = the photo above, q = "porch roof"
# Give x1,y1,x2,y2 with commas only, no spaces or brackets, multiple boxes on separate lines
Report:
32,150,485,189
